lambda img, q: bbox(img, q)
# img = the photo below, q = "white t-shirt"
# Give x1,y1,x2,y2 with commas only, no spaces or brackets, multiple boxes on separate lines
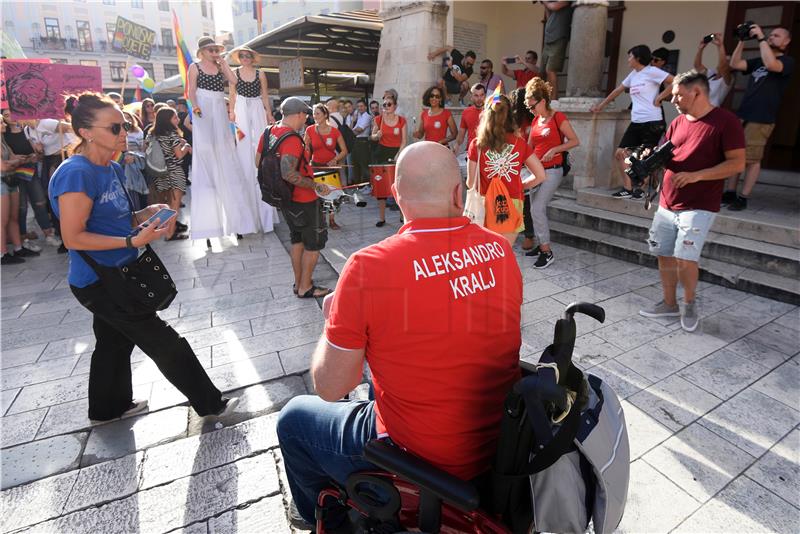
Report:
328,111,343,129
706,68,733,107
622,66,669,123
36,119,76,156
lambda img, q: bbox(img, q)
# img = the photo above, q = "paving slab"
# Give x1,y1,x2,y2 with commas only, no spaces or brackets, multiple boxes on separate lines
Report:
698,388,800,457
0,469,78,532
744,429,800,509
0,344,47,369
0,388,19,417
0,408,47,448
1,356,79,390
208,494,291,534
678,348,772,400
649,329,729,364
81,407,189,467
620,401,673,461
587,360,653,400
751,358,800,410
628,374,722,432
675,476,799,534
615,344,687,382
1,432,87,489
724,335,793,369
6,374,90,414
644,423,756,502
617,460,701,533
63,451,145,514
593,315,672,352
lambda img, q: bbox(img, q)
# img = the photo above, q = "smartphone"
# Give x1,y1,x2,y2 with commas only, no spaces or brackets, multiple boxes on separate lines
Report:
504,56,517,64
703,34,715,44
132,208,177,235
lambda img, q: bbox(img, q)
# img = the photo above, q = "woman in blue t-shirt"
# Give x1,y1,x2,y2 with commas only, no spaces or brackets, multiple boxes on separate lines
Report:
49,92,237,422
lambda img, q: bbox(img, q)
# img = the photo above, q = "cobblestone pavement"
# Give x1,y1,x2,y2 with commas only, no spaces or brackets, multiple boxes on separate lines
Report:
1,200,798,533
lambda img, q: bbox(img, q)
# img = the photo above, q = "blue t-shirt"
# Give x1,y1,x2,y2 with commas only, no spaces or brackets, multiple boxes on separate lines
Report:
49,155,139,288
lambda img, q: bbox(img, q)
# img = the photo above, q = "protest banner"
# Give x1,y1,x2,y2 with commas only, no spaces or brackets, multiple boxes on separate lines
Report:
1,61,102,120
111,16,156,61
0,58,50,111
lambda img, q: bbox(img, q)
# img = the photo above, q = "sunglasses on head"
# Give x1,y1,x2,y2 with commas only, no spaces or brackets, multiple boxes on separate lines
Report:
95,121,133,135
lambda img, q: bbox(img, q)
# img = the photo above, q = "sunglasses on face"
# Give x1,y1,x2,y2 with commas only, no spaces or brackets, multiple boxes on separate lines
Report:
240,54,253,59
382,102,394,108
95,121,133,135
430,94,442,99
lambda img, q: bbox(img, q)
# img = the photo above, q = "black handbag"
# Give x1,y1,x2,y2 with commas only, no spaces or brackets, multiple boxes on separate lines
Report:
76,246,177,314
71,171,177,314
562,151,571,177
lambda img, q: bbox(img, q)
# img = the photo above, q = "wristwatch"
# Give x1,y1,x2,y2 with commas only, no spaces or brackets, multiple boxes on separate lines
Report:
126,235,135,249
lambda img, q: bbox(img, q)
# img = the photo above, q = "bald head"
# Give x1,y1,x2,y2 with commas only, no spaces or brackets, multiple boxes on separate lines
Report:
393,142,463,219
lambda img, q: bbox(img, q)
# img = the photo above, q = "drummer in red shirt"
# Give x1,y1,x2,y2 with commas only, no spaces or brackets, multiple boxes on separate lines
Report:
370,93,407,227
453,83,486,154
277,141,524,531
304,104,348,230
413,86,457,146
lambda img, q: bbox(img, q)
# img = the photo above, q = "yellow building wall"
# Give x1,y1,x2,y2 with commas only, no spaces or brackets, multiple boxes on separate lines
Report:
615,1,730,122
452,1,546,89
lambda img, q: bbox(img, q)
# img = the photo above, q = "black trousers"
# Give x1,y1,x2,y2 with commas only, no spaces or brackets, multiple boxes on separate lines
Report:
351,138,371,184
523,193,534,239
71,282,224,420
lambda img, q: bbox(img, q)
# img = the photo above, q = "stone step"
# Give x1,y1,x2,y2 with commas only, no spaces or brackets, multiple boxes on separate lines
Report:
576,187,800,248
548,220,800,305
548,198,800,280
759,169,800,188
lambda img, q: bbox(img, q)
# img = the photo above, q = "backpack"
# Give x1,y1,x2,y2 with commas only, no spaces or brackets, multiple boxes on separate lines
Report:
484,175,522,234
332,115,356,153
144,134,168,179
489,305,630,534
257,126,304,207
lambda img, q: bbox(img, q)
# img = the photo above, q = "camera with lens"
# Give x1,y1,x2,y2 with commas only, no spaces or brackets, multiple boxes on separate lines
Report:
625,141,674,188
733,21,756,41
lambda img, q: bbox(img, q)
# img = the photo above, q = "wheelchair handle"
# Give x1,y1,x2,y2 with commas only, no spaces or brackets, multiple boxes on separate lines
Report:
564,302,606,324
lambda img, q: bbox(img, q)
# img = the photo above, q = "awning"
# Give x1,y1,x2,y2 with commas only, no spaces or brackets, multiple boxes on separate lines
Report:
237,9,382,73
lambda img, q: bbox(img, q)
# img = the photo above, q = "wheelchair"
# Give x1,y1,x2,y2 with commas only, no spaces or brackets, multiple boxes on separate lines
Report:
314,302,610,534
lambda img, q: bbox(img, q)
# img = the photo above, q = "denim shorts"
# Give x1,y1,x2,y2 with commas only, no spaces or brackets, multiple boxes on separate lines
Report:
1,180,19,195
647,206,716,262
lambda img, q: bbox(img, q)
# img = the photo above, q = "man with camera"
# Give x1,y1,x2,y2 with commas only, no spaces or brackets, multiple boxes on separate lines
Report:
724,23,793,211
428,46,477,104
638,71,745,332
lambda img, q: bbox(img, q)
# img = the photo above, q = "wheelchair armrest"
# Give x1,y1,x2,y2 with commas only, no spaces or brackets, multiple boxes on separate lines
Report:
364,439,480,512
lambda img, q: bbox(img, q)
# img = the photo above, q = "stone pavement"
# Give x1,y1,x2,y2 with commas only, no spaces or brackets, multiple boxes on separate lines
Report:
1,199,798,533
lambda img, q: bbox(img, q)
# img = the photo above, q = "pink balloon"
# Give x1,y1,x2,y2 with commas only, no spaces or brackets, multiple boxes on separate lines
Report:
130,65,145,78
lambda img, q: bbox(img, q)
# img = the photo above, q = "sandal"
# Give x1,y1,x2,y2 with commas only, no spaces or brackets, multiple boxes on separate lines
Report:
329,221,341,230
297,285,332,299
166,233,189,241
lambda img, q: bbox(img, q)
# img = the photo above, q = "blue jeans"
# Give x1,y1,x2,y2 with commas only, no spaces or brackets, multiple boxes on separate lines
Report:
18,174,53,234
277,396,378,523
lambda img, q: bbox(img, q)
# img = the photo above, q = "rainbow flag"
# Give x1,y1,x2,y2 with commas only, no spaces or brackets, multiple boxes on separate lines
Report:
171,10,194,117
486,80,504,109
111,151,125,164
16,166,35,180
230,122,246,143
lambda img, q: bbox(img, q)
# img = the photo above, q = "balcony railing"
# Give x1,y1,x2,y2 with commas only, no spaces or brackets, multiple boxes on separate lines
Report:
28,37,175,57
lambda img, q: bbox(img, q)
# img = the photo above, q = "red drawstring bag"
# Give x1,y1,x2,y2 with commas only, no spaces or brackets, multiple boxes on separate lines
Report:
484,177,521,233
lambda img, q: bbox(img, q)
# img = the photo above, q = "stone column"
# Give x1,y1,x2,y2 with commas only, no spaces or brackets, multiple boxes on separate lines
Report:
557,0,629,191
566,0,609,98
373,1,449,135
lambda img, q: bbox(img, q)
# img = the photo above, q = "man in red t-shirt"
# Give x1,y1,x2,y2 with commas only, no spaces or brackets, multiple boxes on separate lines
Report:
277,142,523,529
638,71,744,332
502,50,540,88
256,97,332,299
453,83,486,155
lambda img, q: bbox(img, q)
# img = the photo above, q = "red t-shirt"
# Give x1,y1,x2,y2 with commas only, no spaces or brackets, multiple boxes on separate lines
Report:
661,107,745,213
375,114,407,148
305,125,341,165
459,106,483,146
421,109,452,143
257,125,316,203
467,133,532,200
514,69,536,89
325,216,522,480
528,111,566,168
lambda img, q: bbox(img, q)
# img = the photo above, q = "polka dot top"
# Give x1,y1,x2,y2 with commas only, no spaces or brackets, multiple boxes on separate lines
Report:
236,69,262,98
197,67,225,92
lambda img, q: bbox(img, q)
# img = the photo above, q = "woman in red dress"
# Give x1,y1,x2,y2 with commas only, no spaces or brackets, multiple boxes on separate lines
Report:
413,86,457,147
304,104,348,229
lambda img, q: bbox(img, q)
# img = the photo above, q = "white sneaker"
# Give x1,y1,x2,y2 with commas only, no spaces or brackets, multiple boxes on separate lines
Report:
22,239,42,252
45,235,63,247
207,397,240,418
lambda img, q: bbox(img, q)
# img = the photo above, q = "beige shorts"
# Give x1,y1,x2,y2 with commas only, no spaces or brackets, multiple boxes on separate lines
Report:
542,38,568,73
743,121,775,163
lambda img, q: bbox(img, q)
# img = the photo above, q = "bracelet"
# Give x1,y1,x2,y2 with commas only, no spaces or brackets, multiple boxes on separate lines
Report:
125,235,134,249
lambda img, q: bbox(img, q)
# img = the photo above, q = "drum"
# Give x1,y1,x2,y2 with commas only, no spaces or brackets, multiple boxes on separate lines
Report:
313,168,342,189
369,164,396,198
